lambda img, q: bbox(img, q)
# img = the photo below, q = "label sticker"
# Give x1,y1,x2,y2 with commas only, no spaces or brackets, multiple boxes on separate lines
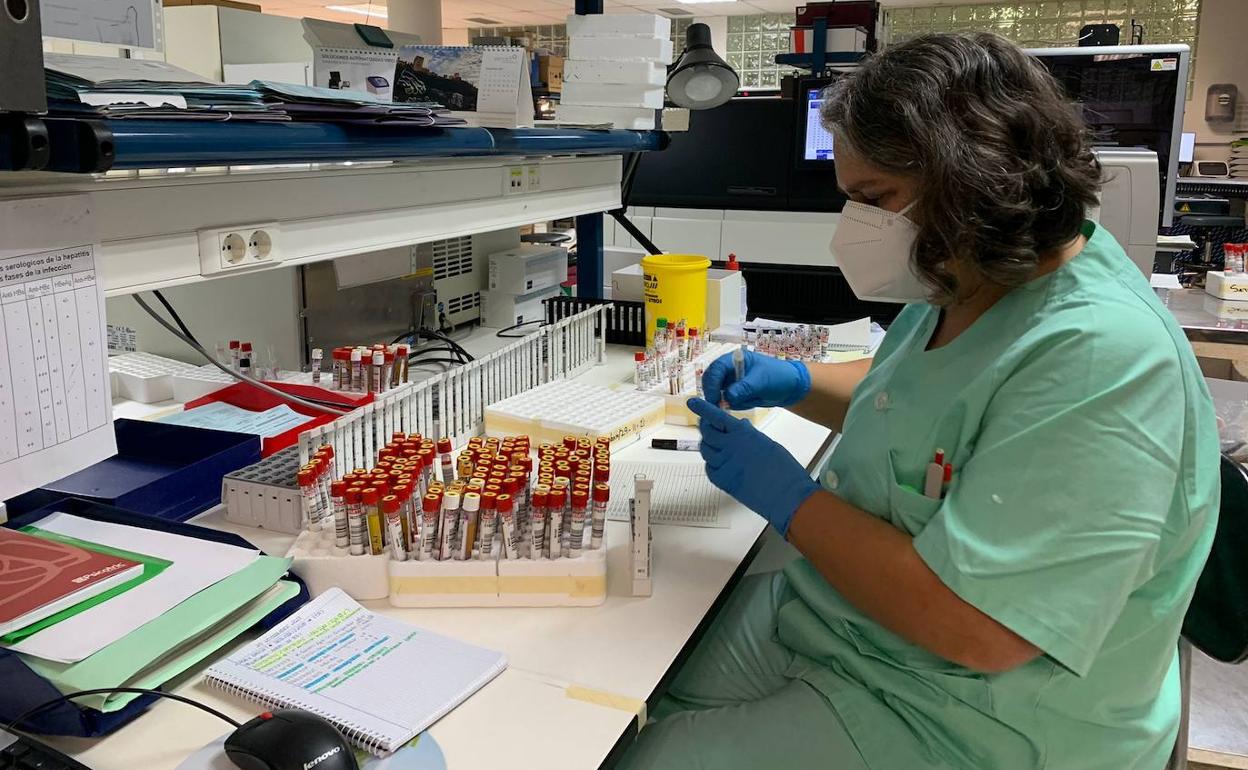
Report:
107,324,138,354
1151,58,1178,71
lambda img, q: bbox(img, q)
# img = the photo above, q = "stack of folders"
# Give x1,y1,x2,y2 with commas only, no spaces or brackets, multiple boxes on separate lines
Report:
43,53,465,127
0,512,297,716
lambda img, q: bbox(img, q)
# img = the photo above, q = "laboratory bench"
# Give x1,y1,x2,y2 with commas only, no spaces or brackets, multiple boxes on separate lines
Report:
1157,287,1248,377
47,339,833,770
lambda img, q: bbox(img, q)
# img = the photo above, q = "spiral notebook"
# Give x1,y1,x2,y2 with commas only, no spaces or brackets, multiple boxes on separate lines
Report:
204,588,506,755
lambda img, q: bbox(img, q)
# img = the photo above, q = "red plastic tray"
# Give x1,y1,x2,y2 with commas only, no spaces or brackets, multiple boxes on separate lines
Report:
184,382,371,456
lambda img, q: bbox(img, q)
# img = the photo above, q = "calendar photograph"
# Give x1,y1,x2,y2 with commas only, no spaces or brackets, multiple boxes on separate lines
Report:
394,46,483,111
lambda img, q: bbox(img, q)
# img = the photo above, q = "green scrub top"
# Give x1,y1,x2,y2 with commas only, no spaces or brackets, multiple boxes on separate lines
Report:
779,221,1220,770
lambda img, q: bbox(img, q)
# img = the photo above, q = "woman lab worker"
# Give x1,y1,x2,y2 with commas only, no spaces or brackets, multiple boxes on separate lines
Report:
620,32,1220,770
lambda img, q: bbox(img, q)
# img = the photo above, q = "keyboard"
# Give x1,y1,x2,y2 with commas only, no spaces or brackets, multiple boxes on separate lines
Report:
1,727,94,770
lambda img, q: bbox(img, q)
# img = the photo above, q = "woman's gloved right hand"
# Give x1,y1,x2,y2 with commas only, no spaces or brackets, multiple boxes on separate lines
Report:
701,349,811,410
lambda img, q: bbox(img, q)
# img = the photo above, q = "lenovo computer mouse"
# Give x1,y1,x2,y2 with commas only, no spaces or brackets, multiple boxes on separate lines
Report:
224,709,359,770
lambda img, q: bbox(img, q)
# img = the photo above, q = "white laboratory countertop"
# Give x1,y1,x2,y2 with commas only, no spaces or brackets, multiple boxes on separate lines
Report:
73,333,833,770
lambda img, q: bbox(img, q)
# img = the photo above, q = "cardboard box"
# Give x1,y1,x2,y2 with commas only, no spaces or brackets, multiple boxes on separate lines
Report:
568,37,674,64
564,59,667,86
1205,270,1248,301
538,55,564,92
566,13,671,39
557,104,656,130
611,264,745,331
562,82,665,109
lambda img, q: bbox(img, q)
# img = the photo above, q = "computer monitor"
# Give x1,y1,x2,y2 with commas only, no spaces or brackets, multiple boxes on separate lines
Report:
1179,131,1195,164
802,86,836,162
1027,44,1190,228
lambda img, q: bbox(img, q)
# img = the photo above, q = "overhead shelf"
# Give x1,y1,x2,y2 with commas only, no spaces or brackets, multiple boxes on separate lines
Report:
5,117,667,173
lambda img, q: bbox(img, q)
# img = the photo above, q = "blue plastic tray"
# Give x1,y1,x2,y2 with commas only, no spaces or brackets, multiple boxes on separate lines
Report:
4,418,260,522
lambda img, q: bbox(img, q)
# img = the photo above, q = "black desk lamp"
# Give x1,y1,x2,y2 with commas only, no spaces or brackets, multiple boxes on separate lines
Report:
666,23,739,110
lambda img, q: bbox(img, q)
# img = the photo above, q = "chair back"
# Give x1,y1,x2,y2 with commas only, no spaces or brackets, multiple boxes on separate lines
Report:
1182,454,1248,663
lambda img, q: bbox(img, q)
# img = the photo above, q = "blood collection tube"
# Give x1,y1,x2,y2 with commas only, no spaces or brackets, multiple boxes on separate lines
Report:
331,349,345,390
438,438,454,484
479,491,498,559
497,494,520,560
563,436,577,450
297,469,321,532
330,481,349,548
508,471,529,549
361,487,383,555
458,454,474,482
310,347,324,384
530,486,549,559
459,492,480,560
439,489,462,561
392,483,413,550
569,490,588,558
382,351,394,392
347,349,362,392
370,351,385,394
345,488,366,555
592,483,609,549
595,463,610,484
548,486,565,559
228,340,240,369
395,344,409,384
383,495,406,561
634,351,647,389
419,493,440,560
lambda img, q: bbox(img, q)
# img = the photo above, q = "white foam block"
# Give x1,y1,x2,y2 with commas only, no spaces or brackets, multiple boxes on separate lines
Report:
558,104,657,130
569,37,674,64
567,13,671,39
564,59,667,86
562,82,666,109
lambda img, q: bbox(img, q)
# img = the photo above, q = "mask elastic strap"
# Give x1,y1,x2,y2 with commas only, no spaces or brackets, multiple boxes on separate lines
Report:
897,200,918,216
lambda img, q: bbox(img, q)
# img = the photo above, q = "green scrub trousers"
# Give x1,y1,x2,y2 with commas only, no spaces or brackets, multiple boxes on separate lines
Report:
620,222,1221,770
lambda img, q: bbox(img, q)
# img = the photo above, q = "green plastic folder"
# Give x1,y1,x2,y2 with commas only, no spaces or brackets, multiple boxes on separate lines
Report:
22,555,295,712
1,528,173,644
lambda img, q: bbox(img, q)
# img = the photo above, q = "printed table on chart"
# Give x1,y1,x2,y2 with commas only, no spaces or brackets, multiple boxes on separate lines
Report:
0,246,108,463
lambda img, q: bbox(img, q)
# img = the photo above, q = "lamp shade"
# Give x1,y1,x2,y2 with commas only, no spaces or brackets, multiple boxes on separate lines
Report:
667,23,739,110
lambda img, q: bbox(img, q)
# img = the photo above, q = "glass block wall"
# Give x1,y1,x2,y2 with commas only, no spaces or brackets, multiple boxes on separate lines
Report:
468,18,694,60
726,14,800,90
884,0,1201,93
467,24,569,56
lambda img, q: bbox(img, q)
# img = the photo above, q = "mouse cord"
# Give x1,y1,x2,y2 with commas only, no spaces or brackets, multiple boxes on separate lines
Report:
5,687,243,737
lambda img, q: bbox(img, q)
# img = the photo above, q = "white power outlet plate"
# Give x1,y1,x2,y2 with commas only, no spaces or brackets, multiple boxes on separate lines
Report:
526,164,541,192
503,165,526,196
197,223,283,276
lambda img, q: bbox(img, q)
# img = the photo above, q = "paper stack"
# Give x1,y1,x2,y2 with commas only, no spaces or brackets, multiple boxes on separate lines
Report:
559,14,673,130
1231,137,1247,180
2,513,297,718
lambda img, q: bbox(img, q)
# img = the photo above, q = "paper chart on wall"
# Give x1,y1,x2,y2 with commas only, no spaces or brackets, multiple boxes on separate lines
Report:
0,195,116,501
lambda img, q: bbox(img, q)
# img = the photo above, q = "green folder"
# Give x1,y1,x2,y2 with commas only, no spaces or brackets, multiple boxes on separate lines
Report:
22,555,296,712
1,528,173,644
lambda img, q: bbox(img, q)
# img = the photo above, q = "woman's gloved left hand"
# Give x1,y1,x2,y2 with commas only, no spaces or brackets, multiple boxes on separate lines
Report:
688,397,820,537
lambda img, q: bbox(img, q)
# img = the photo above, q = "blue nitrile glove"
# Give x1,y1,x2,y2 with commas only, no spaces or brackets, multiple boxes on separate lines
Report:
701,349,811,410
688,397,820,536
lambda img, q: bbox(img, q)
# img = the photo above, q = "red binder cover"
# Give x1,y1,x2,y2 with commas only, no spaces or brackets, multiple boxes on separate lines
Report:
0,528,142,631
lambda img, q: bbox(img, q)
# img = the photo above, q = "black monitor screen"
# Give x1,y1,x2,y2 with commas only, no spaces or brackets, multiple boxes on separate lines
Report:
802,87,836,161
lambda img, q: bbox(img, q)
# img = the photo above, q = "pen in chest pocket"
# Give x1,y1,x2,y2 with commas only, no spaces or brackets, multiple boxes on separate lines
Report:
923,449,954,499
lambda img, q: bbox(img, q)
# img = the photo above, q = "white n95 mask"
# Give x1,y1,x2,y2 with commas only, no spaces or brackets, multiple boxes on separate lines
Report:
829,200,927,303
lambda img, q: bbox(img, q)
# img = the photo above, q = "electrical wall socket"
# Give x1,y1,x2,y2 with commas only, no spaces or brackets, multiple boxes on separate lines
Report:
504,165,526,195
198,223,282,276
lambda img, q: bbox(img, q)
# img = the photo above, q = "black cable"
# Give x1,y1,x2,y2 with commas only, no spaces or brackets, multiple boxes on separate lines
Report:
407,357,468,367
6,687,242,736
421,329,474,362
495,319,544,338
152,290,199,346
132,295,347,416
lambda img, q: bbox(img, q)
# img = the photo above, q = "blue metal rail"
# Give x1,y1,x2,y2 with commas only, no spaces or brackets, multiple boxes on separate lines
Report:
85,121,664,170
